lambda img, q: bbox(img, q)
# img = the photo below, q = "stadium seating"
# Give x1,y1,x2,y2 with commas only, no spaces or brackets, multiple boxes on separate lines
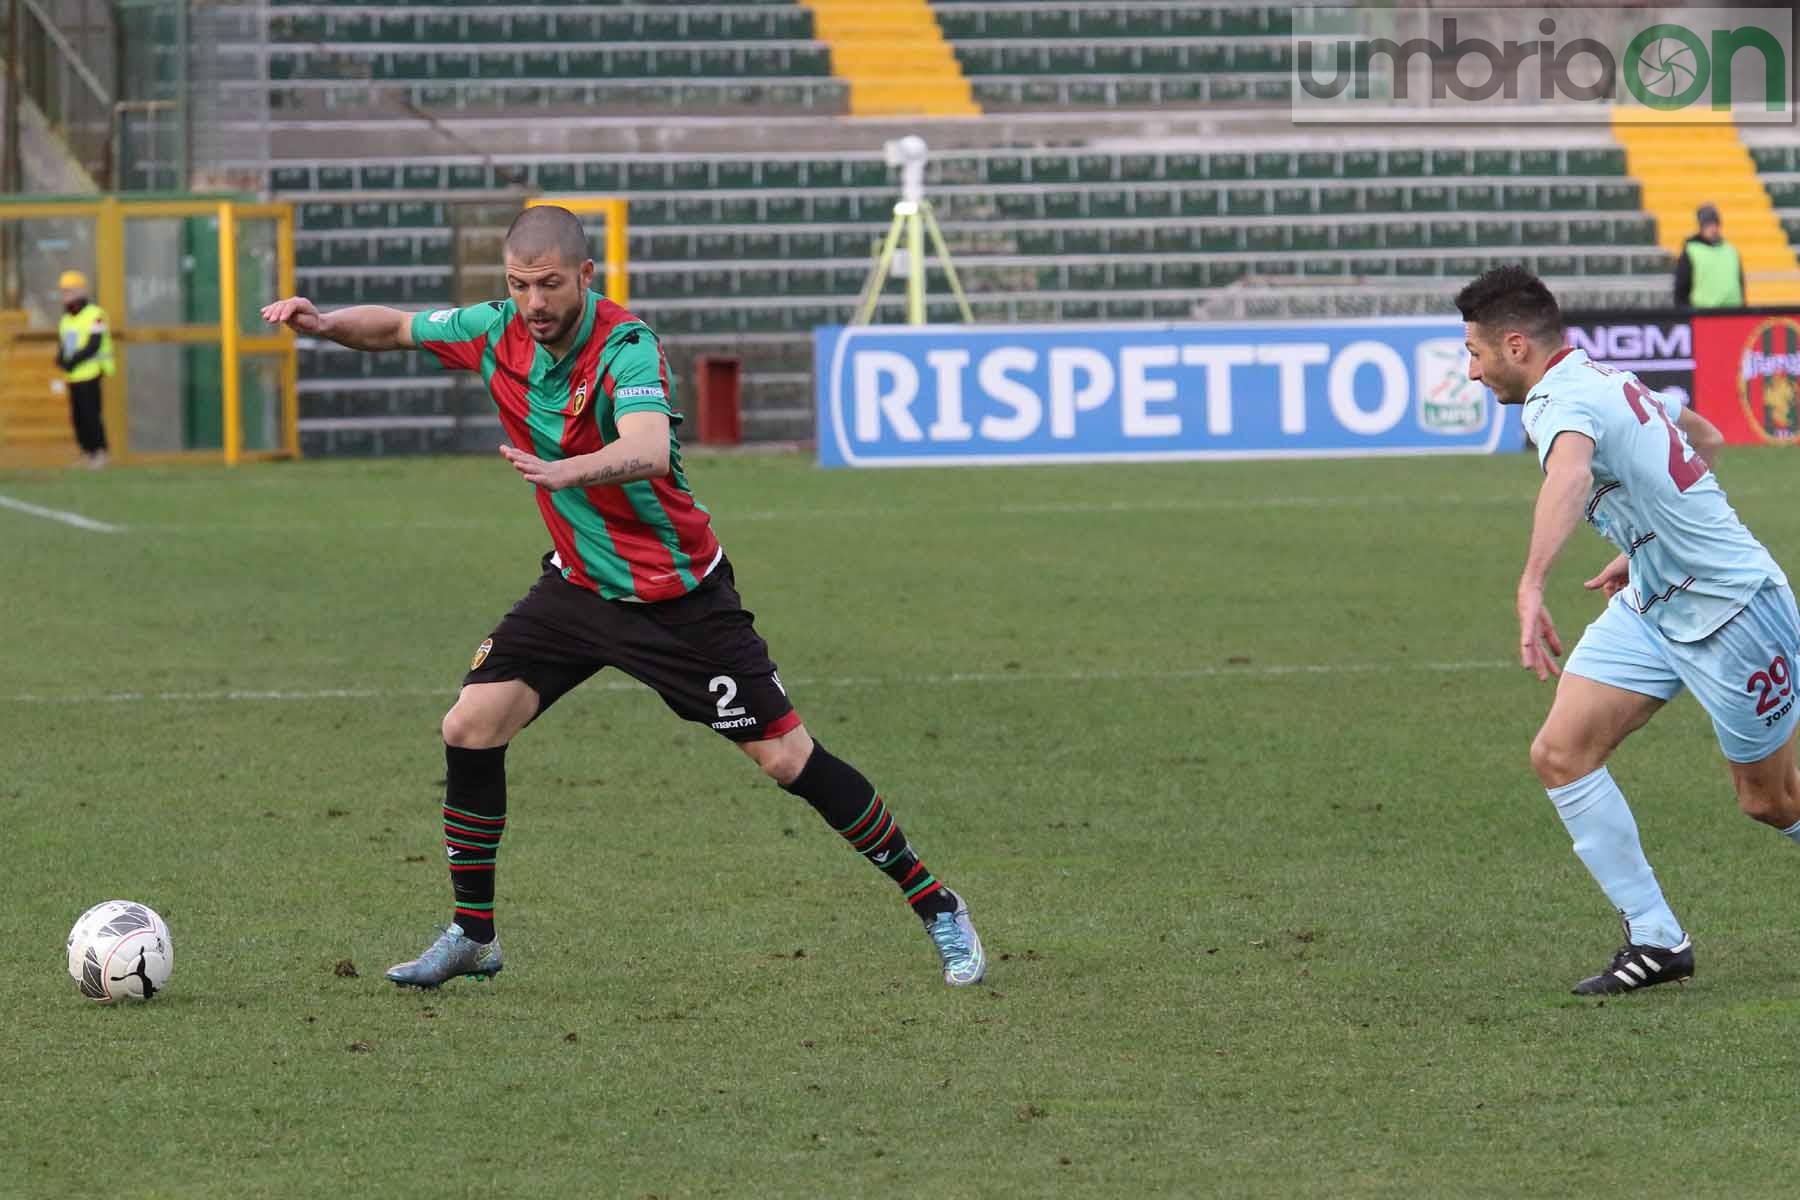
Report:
249,2,1775,454
269,136,1677,452
258,2,848,116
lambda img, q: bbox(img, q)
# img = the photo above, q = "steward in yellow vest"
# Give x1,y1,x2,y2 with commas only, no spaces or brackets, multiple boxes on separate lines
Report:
55,269,112,466
1674,203,1746,309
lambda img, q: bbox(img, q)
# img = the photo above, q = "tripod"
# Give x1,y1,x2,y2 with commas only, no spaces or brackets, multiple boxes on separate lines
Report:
852,138,974,326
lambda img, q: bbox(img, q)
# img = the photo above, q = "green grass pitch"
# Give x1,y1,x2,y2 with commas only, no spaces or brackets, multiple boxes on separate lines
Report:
7,449,1800,1197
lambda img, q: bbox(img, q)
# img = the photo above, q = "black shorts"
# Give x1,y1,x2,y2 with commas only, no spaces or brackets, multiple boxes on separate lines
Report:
463,554,801,743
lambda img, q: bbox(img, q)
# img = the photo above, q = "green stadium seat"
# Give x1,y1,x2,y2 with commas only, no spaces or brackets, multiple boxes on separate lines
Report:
1163,153,1205,181
1504,183,1548,211
1455,184,1498,211
1113,262,1154,291
1272,187,1311,215
1044,191,1082,220
1587,252,1627,275
1201,226,1243,252
318,165,353,190
1768,181,1800,206
1474,149,1516,176
1519,149,1558,176
1246,225,1287,253
1341,150,1382,179
1430,150,1470,177
1254,152,1293,179
809,195,853,223
1336,222,1378,250
1110,227,1152,255
1387,223,1426,249
1179,189,1221,218
1377,150,1421,179
1550,183,1590,210
581,162,622,191
1408,186,1452,213
298,202,342,230
764,196,804,223
1753,146,1795,173
1210,153,1249,180
271,166,311,191
1429,221,1472,248
1565,218,1608,245
1596,182,1641,210
1319,186,1359,214
717,196,758,224
1295,152,1336,178
1364,185,1402,212
1063,228,1104,255
1134,190,1175,218
1227,188,1268,217
1572,147,1627,176
395,201,438,228
1150,227,1193,254
1076,154,1113,183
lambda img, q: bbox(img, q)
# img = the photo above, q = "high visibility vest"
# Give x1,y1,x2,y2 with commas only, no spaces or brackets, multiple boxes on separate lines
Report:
1686,240,1744,308
58,302,115,383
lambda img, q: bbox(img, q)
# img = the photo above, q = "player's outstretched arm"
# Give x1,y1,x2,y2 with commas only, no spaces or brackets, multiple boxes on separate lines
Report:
260,297,415,352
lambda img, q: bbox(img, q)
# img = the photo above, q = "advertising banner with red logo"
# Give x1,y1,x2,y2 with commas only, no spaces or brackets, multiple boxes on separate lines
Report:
1692,312,1800,445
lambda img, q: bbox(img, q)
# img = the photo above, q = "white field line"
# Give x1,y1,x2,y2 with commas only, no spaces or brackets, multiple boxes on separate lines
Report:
0,493,125,533
125,492,1537,533
2,659,1513,707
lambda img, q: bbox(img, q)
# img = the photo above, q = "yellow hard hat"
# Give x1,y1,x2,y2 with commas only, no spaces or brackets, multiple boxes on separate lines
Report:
59,270,89,291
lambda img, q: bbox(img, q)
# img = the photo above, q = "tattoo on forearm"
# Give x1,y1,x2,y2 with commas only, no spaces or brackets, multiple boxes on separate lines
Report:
585,457,654,486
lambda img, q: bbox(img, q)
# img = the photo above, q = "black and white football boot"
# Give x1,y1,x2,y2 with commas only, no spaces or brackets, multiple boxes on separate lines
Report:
1572,925,1694,996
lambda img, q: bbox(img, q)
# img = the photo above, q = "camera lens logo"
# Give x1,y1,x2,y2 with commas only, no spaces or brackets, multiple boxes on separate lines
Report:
1634,36,1700,100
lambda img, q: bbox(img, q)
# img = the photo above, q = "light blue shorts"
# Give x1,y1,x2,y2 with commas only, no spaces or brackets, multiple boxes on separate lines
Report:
1565,581,1800,763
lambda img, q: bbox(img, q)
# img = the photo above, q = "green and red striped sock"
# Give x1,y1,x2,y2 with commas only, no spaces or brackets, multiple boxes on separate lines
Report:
444,744,507,943
783,743,955,921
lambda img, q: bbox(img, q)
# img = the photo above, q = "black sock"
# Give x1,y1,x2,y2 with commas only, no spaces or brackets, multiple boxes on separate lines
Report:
781,742,957,921
444,743,507,943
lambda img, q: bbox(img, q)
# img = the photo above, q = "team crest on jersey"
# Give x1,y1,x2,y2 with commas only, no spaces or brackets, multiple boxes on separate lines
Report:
471,638,493,670
1739,317,1800,444
570,380,589,418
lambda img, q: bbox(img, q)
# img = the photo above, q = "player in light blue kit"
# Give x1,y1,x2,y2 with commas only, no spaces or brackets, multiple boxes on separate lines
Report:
1456,266,1800,995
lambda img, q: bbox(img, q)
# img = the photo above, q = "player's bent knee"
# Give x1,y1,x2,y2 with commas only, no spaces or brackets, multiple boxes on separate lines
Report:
744,728,813,786
441,684,535,749
1734,779,1795,827
1529,731,1596,789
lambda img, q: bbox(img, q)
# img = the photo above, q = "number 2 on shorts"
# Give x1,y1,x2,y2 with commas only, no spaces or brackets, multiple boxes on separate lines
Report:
710,675,747,718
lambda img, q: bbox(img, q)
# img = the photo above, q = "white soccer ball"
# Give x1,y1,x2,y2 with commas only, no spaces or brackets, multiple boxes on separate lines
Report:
66,900,173,1002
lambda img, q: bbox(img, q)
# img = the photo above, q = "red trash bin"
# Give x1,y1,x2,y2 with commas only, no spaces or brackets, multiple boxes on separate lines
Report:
693,355,742,445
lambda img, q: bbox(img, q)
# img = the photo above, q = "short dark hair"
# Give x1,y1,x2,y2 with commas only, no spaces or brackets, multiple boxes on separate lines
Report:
1454,265,1564,345
503,205,590,268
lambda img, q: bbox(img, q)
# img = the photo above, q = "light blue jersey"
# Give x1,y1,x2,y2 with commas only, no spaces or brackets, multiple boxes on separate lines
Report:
1522,347,1785,642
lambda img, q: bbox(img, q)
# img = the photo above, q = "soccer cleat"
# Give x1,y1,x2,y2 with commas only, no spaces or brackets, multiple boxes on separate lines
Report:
1572,936,1694,996
385,923,503,989
925,891,986,986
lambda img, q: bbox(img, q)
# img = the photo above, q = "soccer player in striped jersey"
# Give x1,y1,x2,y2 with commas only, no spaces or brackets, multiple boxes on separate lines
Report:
1458,265,1800,995
262,205,985,989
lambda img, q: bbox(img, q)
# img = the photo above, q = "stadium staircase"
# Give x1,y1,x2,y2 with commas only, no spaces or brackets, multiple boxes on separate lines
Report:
801,1,975,116
1614,110,1800,305
0,313,74,468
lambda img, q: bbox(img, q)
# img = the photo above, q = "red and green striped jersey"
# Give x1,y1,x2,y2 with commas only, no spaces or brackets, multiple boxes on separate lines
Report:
412,293,721,603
